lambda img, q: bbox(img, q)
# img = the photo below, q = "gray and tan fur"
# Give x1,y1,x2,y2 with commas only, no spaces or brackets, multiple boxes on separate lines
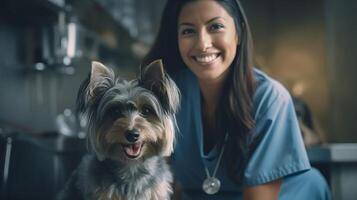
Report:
57,60,180,200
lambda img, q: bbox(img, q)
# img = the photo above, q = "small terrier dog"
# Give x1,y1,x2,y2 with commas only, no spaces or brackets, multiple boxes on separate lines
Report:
57,60,180,200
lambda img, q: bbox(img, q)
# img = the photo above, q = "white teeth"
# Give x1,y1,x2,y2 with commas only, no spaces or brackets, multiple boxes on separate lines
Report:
195,54,218,63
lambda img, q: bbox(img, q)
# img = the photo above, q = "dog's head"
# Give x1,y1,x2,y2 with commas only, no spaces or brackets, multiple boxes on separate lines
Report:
77,60,180,162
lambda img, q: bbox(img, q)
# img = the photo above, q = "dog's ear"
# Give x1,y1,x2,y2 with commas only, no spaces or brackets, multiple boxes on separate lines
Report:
76,61,115,116
89,61,115,97
140,59,165,89
140,59,180,114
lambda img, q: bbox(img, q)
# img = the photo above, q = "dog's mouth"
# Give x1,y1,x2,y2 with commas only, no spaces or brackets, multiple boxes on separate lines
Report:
121,142,144,159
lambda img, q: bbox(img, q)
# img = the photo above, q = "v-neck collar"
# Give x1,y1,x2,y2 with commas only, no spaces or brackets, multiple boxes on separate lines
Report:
192,74,220,161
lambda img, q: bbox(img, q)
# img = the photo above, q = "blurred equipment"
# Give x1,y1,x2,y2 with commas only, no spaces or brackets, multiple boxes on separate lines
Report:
35,9,80,74
0,128,86,200
56,108,86,138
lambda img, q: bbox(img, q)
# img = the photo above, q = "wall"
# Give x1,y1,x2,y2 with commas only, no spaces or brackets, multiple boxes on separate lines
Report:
325,0,357,142
242,0,357,142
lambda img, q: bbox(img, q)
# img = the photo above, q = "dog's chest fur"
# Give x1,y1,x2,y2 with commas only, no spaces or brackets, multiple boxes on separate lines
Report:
75,155,172,200
93,180,171,200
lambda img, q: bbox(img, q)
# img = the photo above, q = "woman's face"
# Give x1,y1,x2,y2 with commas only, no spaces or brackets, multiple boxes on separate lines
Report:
178,0,238,83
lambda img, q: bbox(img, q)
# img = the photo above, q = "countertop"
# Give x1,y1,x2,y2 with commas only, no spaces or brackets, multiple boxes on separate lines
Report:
307,143,357,163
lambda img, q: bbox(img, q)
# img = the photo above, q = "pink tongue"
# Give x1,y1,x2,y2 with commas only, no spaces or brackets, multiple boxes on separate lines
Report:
125,143,141,156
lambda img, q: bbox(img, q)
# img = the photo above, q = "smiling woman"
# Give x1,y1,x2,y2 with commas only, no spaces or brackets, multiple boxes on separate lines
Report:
177,0,238,83
143,0,331,199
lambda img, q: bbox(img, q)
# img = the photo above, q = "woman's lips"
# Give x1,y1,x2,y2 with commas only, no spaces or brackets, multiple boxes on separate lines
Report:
193,53,220,65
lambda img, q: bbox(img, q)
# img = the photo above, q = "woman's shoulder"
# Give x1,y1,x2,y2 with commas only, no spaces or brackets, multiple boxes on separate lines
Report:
253,68,292,119
253,68,290,101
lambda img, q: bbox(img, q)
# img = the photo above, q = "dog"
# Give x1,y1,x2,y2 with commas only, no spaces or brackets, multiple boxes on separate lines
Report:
57,59,180,200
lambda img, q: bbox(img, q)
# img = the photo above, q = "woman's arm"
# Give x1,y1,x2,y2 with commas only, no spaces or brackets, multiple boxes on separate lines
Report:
243,179,282,200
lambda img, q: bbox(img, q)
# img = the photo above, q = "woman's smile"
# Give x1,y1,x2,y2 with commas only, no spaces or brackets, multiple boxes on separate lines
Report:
192,53,221,65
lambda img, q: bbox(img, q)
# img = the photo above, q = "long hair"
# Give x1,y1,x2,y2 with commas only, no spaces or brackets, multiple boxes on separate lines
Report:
142,0,255,183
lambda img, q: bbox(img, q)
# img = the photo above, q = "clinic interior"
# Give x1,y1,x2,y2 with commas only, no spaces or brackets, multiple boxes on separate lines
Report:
0,0,356,199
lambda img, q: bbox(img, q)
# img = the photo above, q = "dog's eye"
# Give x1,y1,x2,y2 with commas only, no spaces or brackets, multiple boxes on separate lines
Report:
109,107,123,119
141,105,154,117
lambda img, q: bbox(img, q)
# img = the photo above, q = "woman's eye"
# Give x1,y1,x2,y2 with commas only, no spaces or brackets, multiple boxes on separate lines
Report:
180,28,195,36
209,23,224,31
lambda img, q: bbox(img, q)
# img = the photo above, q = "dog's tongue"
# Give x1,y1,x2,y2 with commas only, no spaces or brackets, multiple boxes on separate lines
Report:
124,143,142,156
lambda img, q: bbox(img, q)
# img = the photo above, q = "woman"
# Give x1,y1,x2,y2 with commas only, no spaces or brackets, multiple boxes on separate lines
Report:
143,0,331,199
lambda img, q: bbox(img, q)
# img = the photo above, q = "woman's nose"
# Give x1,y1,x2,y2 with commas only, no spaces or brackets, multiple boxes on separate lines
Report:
196,31,212,51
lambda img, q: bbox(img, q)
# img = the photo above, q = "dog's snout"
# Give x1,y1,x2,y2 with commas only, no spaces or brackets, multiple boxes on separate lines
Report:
125,129,140,143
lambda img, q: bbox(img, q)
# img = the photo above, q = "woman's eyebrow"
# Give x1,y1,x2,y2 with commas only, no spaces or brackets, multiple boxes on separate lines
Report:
179,16,225,27
205,16,225,24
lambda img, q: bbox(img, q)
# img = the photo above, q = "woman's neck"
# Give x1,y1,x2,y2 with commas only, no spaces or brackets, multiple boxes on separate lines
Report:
199,77,226,114
199,76,228,153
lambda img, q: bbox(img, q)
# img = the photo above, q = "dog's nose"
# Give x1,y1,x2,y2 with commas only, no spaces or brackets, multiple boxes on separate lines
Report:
125,129,140,143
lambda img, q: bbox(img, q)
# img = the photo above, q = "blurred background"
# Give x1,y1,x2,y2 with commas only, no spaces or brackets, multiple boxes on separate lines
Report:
0,0,356,199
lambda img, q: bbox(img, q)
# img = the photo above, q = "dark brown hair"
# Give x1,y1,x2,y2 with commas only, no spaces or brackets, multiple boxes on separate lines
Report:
142,0,255,183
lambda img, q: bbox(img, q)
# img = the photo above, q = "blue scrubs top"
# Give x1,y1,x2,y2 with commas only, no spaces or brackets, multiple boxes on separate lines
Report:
170,68,331,200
